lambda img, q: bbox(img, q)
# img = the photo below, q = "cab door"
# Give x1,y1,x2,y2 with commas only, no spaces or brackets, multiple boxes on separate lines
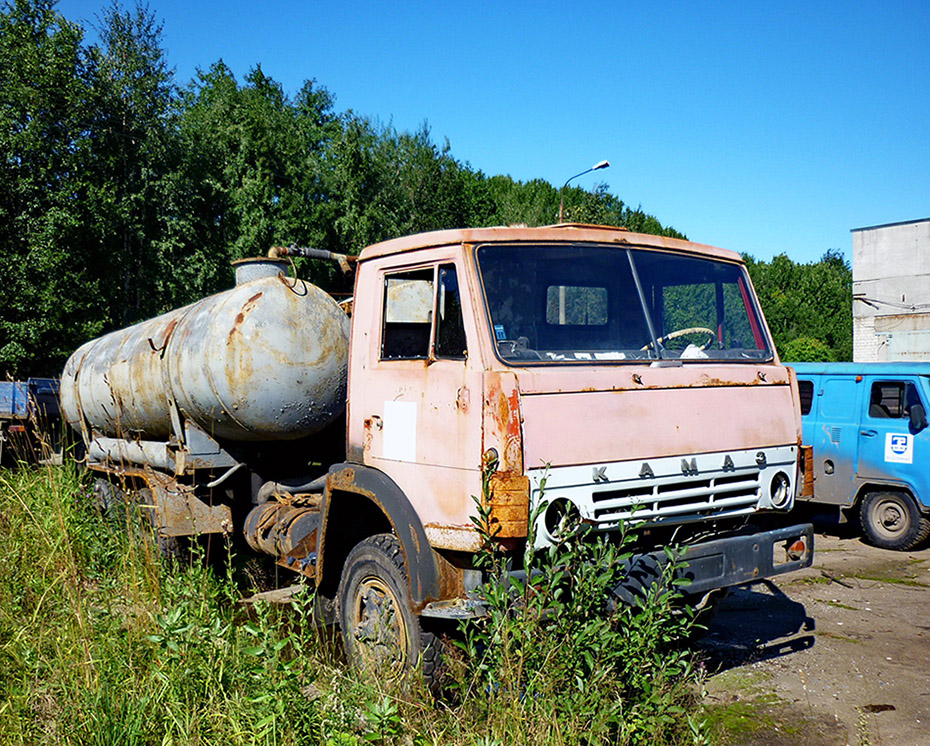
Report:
857,377,930,506
352,258,485,546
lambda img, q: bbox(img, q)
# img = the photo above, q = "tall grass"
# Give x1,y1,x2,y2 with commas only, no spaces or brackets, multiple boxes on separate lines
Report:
0,464,708,745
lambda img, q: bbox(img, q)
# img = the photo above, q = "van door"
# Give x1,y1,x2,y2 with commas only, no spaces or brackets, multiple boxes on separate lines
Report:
810,376,862,506
857,378,930,506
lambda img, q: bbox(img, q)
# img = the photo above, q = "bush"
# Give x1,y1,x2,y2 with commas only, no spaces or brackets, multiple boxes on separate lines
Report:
780,336,835,362
449,477,703,745
0,464,707,745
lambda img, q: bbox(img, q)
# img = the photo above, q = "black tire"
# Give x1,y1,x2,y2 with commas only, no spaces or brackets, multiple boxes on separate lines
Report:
337,534,442,690
92,477,124,519
859,491,930,551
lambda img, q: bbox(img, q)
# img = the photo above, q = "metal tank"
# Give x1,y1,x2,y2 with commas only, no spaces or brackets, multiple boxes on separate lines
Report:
61,259,351,443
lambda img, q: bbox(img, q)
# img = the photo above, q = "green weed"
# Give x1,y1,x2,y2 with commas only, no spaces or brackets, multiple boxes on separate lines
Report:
0,463,708,745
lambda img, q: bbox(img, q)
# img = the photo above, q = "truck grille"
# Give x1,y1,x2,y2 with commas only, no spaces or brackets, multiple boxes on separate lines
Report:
591,470,761,524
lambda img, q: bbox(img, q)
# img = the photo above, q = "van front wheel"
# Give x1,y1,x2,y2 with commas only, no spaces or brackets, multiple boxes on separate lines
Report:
859,491,930,550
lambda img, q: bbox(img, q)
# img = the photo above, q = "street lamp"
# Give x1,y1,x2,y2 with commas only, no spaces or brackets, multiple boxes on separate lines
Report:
558,160,610,223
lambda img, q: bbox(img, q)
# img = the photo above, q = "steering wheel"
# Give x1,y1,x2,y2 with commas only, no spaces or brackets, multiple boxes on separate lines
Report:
641,327,717,352
497,337,541,360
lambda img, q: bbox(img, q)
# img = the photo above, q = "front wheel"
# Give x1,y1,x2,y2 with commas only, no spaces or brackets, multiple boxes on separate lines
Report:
337,534,442,688
859,491,930,550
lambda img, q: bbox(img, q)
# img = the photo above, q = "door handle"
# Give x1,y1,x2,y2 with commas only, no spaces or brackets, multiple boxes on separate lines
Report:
861,429,877,437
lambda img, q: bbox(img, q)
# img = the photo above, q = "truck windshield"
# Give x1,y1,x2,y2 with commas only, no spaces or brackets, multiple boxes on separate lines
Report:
476,243,772,363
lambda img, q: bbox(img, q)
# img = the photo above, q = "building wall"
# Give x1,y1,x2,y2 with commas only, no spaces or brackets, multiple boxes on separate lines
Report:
852,219,930,362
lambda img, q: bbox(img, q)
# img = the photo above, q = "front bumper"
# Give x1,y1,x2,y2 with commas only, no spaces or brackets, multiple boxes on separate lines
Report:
612,522,814,605
420,522,815,619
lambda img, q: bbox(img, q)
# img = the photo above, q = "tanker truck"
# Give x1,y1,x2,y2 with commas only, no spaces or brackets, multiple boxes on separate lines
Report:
61,224,814,681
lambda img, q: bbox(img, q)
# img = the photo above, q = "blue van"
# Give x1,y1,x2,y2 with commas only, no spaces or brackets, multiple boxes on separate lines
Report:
789,363,930,550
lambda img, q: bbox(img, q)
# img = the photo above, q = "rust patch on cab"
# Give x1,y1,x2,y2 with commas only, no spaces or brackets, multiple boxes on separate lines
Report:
486,472,530,538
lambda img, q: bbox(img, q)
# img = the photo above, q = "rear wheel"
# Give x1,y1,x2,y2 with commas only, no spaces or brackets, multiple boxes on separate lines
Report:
337,534,442,689
859,491,930,550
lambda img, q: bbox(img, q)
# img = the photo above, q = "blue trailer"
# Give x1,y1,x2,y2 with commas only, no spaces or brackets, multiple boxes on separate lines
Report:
0,378,61,465
789,362,930,550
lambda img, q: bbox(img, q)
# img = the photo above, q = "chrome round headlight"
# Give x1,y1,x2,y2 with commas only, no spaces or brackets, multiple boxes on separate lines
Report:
769,471,792,509
543,497,580,540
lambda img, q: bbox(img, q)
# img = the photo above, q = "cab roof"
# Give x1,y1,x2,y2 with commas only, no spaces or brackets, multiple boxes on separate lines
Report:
357,223,743,264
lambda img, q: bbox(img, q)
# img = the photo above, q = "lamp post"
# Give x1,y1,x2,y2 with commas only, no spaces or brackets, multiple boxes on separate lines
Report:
558,160,610,223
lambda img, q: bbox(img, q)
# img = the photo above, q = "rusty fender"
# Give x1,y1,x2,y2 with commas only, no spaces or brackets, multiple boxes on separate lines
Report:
321,463,452,609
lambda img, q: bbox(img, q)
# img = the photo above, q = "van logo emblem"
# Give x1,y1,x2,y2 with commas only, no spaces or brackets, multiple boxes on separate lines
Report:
890,435,909,454
592,466,608,483
681,458,699,476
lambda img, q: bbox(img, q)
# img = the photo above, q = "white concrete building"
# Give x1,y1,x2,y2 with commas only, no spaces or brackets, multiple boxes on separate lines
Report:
852,218,930,362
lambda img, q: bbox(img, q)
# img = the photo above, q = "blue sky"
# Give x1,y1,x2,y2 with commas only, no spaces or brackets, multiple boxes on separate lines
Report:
57,0,930,263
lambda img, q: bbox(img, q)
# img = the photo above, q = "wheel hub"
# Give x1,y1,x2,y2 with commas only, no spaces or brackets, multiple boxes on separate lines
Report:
351,577,408,671
873,498,907,537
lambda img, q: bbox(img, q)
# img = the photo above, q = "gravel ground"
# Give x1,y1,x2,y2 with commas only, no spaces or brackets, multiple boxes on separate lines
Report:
700,522,930,746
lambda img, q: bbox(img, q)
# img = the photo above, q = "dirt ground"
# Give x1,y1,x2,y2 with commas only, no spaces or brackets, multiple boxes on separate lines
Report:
699,517,930,746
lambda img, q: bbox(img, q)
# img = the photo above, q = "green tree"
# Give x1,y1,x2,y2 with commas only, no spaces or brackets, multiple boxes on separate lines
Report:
0,0,99,376
780,336,836,362
745,249,852,362
86,0,179,324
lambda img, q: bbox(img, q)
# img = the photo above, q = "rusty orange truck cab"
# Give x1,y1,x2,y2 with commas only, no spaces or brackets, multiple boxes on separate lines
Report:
61,223,813,680
341,224,811,600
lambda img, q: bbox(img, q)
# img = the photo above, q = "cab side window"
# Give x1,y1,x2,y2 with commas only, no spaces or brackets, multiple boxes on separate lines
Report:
381,264,467,361
435,265,466,359
381,269,434,360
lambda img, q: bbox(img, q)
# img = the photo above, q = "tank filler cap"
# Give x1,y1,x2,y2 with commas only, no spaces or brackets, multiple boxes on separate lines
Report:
232,257,289,286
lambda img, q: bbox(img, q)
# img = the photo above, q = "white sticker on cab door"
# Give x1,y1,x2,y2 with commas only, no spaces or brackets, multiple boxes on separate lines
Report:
885,433,913,464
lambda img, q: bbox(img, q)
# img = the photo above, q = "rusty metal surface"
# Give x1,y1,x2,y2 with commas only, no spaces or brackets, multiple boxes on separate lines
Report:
482,370,524,475
486,472,530,538
322,463,441,606
359,224,743,265
244,501,321,556
522,384,799,469
61,263,350,444
801,444,815,497
141,473,232,537
422,524,485,553
89,465,233,537
87,436,175,471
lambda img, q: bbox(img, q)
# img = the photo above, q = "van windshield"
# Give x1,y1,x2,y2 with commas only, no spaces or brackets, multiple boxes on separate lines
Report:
476,243,772,364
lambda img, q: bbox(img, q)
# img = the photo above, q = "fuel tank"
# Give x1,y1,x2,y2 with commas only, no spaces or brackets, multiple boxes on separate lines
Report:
60,259,351,442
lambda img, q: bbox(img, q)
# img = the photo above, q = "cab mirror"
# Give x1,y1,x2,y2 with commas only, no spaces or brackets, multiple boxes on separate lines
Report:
910,403,928,432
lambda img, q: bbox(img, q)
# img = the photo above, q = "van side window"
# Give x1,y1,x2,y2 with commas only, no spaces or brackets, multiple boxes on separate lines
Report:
798,379,814,415
868,381,922,419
